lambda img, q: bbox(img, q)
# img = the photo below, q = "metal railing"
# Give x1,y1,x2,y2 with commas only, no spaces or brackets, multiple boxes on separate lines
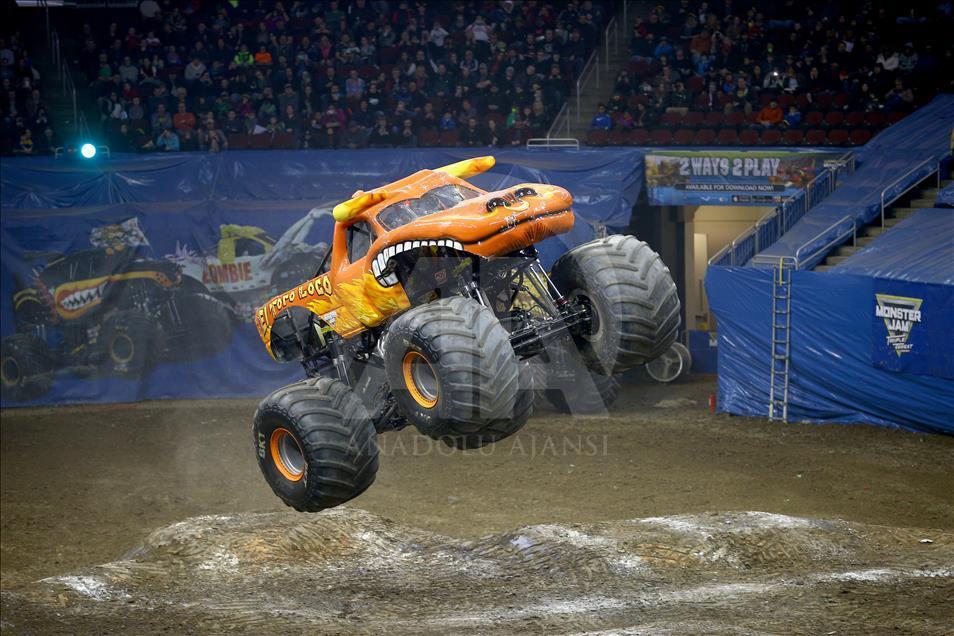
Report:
879,156,938,231
526,138,580,150
744,154,943,270
575,51,599,124
546,102,571,139
709,156,852,268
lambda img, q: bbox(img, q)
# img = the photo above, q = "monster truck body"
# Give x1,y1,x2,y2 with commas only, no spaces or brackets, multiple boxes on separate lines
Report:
2,230,236,401
168,208,329,316
251,156,681,512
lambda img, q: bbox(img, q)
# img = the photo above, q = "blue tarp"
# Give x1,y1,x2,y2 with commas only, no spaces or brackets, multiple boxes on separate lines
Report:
936,181,954,208
706,266,954,434
0,148,645,406
757,95,954,267
832,208,954,284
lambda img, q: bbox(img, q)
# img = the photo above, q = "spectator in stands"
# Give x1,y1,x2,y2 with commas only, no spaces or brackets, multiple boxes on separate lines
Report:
460,117,487,147
35,126,58,155
156,127,180,152
756,100,784,127
591,103,612,130
172,102,196,135
198,119,227,152
783,105,802,128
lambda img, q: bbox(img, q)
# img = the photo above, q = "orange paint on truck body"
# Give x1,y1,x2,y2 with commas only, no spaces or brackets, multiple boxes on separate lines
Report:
255,157,574,358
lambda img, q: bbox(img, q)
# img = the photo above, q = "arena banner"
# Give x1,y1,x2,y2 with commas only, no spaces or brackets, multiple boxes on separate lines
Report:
645,149,843,206
1,148,645,406
871,279,954,379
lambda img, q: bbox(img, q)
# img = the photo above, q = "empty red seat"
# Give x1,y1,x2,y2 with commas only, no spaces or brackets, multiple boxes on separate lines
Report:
607,129,630,146
795,93,811,109
805,129,827,145
227,134,249,149
761,129,782,145
704,112,725,127
804,111,824,127
782,129,804,145
687,76,704,92
725,111,745,127
759,93,774,106
844,111,865,127
815,93,834,109
649,129,673,145
739,128,759,145
824,111,844,127
849,129,873,145
865,111,885,128
827,129,850,146
586,129,609,146
417,129,440,147
717,128,739,145
439,129,461,146
887,111,907,125
683,111,704,127
778,93,795,108
694,128,717,145
673,128,695,145
630,129,649,145
660,111,683,127
832,93,851,109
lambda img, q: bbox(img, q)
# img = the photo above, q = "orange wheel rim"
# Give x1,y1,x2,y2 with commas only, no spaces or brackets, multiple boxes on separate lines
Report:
269,428,305,482
110,333,135,364
402,351,439,408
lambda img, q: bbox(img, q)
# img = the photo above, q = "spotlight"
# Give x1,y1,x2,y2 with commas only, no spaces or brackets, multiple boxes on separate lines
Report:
80,143,97,159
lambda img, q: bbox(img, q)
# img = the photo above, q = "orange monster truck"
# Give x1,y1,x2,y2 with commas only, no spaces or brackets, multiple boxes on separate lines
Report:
251,156,680,512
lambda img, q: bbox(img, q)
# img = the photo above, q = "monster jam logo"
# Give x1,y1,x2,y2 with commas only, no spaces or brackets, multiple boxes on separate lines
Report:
875,294,923,356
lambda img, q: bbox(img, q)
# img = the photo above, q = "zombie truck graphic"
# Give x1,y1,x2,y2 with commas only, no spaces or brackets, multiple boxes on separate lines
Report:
167,208,330,318
250,156,681,513
1,219,236,402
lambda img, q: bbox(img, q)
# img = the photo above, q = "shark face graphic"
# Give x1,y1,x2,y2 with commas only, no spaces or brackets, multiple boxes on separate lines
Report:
54,278,110,319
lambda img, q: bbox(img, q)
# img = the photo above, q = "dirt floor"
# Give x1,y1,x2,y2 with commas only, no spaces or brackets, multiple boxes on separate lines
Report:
2,374,953,634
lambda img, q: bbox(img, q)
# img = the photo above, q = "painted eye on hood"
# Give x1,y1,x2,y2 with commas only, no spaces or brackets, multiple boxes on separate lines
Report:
513,187,537,198
486,197,507,212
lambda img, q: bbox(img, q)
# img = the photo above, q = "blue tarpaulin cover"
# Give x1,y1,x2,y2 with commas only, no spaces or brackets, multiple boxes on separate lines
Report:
706,266,954,434
832,208,954,284
707,203,954,432
757,96,954,267
936,181,954,208
0,148,644,406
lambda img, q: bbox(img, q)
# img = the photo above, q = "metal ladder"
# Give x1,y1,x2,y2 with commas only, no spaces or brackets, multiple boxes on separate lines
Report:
769,259,794,422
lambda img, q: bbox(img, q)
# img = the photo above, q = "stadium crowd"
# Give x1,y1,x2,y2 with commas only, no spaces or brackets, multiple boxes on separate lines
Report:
588,0,952,146
2,1,951,155
2,0,607,154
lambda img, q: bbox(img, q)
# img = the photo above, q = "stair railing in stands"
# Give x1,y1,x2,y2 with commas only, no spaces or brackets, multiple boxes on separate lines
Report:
751,155,943,270
879,156,939,231
709,151,854,268
575,51,599,125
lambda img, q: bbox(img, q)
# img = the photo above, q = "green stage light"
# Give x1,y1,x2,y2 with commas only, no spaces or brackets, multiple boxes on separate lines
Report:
80,143,97,159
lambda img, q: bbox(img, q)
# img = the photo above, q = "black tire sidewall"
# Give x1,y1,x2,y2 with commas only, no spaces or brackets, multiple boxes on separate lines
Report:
99,311,159,377
1,334,53,401
253,407,310,504
384,328,450,439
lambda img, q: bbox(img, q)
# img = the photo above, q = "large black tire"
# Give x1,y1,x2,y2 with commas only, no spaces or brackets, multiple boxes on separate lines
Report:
383,296,524,446
169,292,236,359
551,234,680,375
531,355,621,415
253,377,379,512
98,310,161,377
451,361,534,450
1,334,53,401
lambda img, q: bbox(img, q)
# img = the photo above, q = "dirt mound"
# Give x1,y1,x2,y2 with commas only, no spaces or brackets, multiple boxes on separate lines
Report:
12,509,954,634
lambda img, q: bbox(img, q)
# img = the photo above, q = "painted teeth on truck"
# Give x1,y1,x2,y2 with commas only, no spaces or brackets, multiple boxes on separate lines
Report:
373,239,467,287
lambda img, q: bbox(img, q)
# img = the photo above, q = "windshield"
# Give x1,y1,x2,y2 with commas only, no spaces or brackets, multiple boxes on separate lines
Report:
376,184,480,231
